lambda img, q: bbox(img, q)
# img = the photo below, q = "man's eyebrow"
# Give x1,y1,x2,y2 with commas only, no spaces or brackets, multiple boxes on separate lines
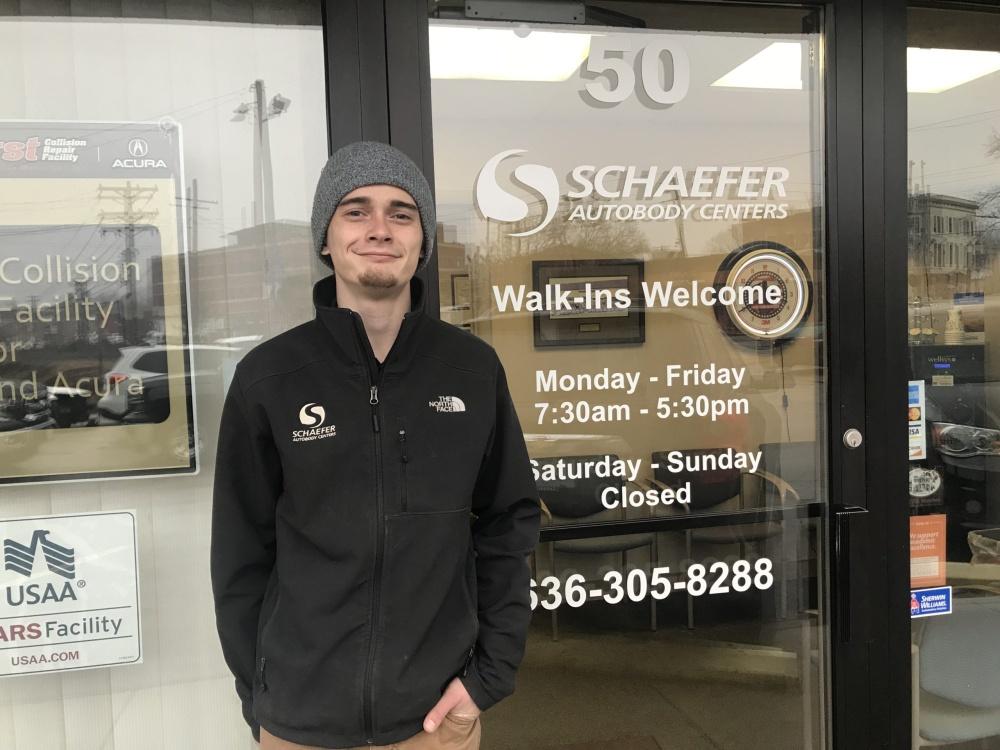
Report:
389,199,418,212
338,196,371,209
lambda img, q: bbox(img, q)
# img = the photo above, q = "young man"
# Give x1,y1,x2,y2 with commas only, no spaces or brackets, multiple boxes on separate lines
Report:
211,141,541,750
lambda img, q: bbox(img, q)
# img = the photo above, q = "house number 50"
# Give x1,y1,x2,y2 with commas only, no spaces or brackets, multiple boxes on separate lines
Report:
581,37,690,106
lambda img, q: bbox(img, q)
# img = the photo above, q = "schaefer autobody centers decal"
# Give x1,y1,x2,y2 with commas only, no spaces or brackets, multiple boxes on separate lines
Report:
0,511,141,676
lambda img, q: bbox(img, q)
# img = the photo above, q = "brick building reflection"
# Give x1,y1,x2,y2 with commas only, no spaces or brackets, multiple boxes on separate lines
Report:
189,220,315,342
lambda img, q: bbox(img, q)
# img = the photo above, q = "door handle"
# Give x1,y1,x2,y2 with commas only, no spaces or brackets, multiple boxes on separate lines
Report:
832,504,868,643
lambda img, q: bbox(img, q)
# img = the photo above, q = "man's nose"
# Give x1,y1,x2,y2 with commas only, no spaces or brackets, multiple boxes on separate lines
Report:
367,212,392,242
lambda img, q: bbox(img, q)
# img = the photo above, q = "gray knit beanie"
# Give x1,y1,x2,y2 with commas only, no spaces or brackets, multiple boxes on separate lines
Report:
311,141,436,271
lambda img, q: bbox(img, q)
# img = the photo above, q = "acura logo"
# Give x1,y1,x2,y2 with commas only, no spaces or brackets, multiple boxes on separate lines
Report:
474,149,559,237
127,138,149,158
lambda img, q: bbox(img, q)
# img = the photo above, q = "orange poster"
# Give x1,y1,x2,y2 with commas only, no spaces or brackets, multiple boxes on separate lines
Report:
910,514,947,588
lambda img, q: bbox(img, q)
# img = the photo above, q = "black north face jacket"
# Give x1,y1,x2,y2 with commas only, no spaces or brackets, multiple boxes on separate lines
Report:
210,273,541,748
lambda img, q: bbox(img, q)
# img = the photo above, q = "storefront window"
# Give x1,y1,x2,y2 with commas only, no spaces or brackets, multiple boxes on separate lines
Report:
0,4,326,746
429,2,829,747
907,6,1000,748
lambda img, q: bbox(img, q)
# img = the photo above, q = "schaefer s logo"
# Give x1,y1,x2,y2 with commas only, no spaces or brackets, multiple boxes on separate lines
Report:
292,403,337,443
475,149,559,237
3,530,79,606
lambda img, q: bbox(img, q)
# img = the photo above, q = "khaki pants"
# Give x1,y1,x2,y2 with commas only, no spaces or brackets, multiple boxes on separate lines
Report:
260,713,482,750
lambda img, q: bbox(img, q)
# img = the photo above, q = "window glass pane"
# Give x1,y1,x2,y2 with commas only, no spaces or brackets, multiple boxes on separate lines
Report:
0,4,327,747
907,6,1000,748
429,3,829,748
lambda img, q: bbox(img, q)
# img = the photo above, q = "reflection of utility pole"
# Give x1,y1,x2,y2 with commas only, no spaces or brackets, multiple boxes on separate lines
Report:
97,181,159,344
232,80,292,333
175,178,217,253
662,188,688,256
232,79,291,227
27,295,39,341
73,280,89,342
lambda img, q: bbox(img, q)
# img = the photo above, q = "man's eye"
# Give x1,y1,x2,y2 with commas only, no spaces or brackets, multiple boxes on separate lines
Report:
393,213,413,221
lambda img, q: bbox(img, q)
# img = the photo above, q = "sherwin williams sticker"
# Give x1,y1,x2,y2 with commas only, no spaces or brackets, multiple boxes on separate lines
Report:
911,586,952,619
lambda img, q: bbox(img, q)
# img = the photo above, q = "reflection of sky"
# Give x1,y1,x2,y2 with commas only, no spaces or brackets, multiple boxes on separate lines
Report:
908,69,1000,200
429,22,822,255
0,19,327,246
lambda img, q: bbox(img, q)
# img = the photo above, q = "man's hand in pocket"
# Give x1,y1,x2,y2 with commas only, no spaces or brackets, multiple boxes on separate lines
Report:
423,677,481,733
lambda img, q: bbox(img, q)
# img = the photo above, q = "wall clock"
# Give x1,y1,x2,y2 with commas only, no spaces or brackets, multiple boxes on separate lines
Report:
712,240,813,347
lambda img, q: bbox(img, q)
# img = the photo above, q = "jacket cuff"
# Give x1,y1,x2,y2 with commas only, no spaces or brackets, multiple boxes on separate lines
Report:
458,660,501,712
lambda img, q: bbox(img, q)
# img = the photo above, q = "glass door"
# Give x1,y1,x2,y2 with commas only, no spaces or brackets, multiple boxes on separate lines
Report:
905,4,1000,747
416,2,833,748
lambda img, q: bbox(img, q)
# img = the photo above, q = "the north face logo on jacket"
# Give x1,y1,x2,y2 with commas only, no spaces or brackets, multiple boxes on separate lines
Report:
429,395,466,413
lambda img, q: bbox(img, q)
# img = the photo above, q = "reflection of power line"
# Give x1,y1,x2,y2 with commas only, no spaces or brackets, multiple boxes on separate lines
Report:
909,108,1000,133
97,182,159,343
65,89,248,143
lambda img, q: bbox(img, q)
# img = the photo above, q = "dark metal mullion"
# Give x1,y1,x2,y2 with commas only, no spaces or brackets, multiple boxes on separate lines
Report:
384,0,440,319
827,0,878,748
869,0,910,746
323,0,389,152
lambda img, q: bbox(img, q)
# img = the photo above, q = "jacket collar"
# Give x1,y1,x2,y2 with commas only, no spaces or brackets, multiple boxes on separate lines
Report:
312,273,426,373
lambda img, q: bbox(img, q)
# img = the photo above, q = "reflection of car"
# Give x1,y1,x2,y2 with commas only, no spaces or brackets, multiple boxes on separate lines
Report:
97,346,172,424
0,381,57,433
96,344,244,427
46,386,92,428
914,346,1000,561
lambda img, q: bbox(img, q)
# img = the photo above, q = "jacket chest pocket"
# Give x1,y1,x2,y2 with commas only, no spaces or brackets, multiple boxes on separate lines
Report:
394,414,485,513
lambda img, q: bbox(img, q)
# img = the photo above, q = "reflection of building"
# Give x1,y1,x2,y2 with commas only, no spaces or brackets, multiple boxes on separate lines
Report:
437,223,472,327
710,206,820,256
908,193,983,292
191,220,315,340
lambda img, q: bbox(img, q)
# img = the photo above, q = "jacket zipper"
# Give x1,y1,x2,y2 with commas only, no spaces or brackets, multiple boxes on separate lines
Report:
363,377,384,745
462,644,475,678
397,423,408,512
259,656,268,691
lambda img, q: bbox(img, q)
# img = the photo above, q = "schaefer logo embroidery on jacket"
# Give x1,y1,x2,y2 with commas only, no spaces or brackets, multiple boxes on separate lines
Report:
428,396,466,413
291,403,337,442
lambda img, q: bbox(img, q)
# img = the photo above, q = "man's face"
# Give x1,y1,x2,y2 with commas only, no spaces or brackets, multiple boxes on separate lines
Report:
321,185,423,297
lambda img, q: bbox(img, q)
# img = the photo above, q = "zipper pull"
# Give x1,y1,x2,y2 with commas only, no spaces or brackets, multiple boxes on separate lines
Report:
370,385,380,433
462,645,475,677
398,428,408,462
